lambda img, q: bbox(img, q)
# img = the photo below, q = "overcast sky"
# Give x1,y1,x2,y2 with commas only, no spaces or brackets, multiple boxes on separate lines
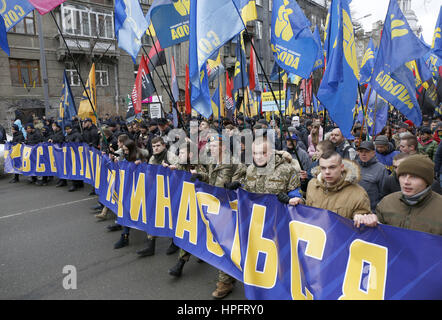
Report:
349,0,441,44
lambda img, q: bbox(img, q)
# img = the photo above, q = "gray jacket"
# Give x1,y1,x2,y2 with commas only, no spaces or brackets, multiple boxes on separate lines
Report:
357,156,389,212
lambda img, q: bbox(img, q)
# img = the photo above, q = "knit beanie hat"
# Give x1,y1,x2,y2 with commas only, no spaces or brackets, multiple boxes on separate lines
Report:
396,154,434,186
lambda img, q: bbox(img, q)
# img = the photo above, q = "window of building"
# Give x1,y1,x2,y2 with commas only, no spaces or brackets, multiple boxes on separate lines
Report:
269,0,273,11
140,0,151,4
256,0,262,6
61,4,114,39
9,12,37,35
96,64,109,87
9,59,41,87
65,63,81,87
255,20,263,40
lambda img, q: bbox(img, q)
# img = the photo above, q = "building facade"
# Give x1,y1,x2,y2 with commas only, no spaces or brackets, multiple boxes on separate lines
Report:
0,0,328,130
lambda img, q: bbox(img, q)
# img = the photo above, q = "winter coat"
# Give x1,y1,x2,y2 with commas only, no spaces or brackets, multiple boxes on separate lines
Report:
82,125,100,148
242,152,300,195
25,130,43,145
417,138,438,161
381,171,442,198
375,143,400,174
148,149,178,166
307,131,323,158
335,140,357,161
356,156,389,212
306,159,372,219
285,145,311,172
435,143,442,177
376,190,442,236
64,131,83,143
200,160,247,188
50,129,65,144
12,131,25,144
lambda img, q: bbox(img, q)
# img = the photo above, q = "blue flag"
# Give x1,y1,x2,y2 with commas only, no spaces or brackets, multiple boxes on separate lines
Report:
0,15,9,56
370,0,429,127
59,71,77,135
431,6,442,59
359,38,376,85
0,1,35,32
312,25,324,71
233,32,249,93
115,0,149,63
270,0,318,79
317,0,359,139
189,0,244,119
358,85,389,136
146,0,190,49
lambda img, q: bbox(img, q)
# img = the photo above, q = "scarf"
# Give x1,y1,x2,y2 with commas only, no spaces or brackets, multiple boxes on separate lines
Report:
401,186,432,206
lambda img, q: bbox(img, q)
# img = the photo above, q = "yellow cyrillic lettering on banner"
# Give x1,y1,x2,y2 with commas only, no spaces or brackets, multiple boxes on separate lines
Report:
130,173,146,223
78,146,84,176
155,174,173,230
47,146,57,173
243,204,277,289
175,182,198,245
196,192,224,257
63,147,68,175
106,169,116,202
339,240,388,300
289,221,327,300
117,170,125,218
229,200,242,271
70,147,76,176
36,146,46,173
94,155,101,189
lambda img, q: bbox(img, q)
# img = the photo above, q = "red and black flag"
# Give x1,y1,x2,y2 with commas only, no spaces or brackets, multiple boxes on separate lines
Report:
131,55,155,114
146,39,166,73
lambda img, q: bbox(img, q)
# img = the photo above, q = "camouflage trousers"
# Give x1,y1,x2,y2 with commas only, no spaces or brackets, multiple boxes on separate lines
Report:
218,270,235,284
179,249,191,261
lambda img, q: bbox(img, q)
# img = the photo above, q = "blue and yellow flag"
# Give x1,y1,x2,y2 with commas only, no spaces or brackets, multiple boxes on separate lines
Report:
359,38,376,85
211,82,221,119
233,32,249,94
233,0,257,25
312,25,324,71
115,0,149,63
146,0,190,49
189,0,244,119
0,15,9,56
270,0,318,79
370,0,429,127
59,71,77,135
317,0,359,139
431,6,442,59
0,1,35,31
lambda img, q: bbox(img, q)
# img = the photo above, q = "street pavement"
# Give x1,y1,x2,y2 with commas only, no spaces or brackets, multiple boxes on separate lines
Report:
0,174,246,300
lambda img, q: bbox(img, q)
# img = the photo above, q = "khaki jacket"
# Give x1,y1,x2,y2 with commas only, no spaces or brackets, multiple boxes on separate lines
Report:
376,190,442,236
306,159,372,219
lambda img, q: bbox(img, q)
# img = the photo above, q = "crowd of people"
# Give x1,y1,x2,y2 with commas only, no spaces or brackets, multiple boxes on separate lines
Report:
3,108,442,299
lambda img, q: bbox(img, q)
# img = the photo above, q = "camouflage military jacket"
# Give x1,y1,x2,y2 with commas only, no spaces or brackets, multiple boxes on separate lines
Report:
242,152,300,195
200,160,247,188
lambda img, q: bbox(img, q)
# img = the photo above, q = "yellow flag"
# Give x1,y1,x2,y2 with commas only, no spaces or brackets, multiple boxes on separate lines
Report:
78,63,97,124
240,0,258,24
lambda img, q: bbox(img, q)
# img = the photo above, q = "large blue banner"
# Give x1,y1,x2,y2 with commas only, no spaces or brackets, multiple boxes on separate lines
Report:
4,142,442,300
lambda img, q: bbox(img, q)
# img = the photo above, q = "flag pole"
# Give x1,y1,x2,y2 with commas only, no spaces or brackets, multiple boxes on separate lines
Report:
141,46,186,129
243,27,304,170
358,83,370,146
50,12,105,141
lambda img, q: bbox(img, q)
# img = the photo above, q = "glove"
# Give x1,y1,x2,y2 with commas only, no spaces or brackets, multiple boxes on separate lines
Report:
224,181,241,190
190,173,202,182
277,193,291,204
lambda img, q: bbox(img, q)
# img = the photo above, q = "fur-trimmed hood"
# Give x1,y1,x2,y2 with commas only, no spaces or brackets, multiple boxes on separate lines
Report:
310,159,361,192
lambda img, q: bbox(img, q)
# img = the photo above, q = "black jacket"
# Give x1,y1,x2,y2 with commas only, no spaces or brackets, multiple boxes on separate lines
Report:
50,129,65,144
65,131,83,143
12,131,25,144
25,130,43,145
82,125,100,148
